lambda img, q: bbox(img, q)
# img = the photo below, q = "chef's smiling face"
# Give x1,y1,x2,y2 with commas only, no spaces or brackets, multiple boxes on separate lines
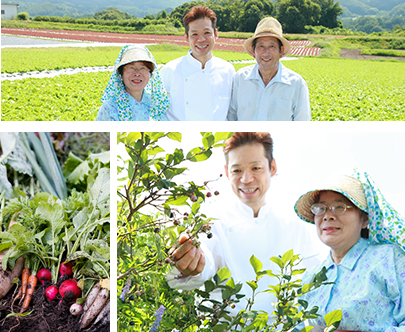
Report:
225,143,276,217
314,191,368,260
186,17,218,64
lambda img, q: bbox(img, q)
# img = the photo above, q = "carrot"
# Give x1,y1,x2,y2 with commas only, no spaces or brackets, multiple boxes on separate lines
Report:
18,267,30,305
20,274,37,313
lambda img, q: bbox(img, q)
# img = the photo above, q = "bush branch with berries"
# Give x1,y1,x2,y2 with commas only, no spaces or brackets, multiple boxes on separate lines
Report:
117,132,233,331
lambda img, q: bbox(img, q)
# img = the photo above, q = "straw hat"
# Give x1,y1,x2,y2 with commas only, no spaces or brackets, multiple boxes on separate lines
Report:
244,17,291,58
294,174,368,223
117,47,156,70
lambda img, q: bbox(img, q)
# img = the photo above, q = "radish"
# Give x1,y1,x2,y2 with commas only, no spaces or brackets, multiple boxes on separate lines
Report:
59,279,81,303
45,285,58,301
70,302,83,316
37,268,51,285
60,261,73,277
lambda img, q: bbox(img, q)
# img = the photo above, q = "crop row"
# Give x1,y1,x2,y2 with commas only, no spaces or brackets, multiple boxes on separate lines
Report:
2,58,404,121
1,45,254,74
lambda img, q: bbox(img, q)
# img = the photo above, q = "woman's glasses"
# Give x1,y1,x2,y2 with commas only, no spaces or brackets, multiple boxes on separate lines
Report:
310,202,353,216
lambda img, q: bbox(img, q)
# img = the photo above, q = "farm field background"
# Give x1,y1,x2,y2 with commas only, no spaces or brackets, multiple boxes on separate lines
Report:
1,32,405,121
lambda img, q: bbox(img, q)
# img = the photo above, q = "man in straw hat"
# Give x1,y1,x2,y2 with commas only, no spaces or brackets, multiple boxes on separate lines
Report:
227,17,311,121
160,6,235,121
166,132,326,319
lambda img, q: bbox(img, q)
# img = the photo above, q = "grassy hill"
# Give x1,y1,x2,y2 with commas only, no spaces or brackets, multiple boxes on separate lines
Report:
1,0,187,17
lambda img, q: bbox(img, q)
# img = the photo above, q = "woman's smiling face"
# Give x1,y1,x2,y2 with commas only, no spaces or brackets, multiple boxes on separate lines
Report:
314,190,368,262
122,61,150,98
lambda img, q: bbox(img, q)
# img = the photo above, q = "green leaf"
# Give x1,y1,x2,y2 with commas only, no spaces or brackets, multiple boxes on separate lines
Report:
281,249,294,264
324,309,342,326
298,327,314,332
246,280,258,291
166,195,189,206
204,280,215,292
215,267,231,284
89,167,110,207
214,132,233,144
191,202,200,215
148,146,165,155
202,133,215,149
187,147,212,162
226,277,236,289
249,255,263,274
125,132,141,145
167,132,182,142
270,256,284,268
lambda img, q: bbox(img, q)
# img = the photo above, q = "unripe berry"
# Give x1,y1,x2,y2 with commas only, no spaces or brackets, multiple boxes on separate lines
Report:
214,190,220,196
191,195,198,202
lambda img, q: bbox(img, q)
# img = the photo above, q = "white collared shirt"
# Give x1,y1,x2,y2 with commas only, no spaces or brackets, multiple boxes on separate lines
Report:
160,51,235,121
166,196,326,317
227,62,311,121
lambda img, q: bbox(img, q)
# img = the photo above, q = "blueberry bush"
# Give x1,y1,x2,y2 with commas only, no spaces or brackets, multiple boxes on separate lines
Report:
116,132,341,332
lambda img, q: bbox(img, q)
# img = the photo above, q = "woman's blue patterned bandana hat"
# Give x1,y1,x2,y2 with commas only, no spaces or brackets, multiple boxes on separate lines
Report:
101,44,169,121
294,168,405,251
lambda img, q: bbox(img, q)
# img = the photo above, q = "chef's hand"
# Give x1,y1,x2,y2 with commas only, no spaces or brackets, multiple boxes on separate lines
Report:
169,232,206,276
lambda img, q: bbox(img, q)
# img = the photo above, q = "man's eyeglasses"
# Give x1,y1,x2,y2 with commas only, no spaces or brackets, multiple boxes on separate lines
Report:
310,202,353,216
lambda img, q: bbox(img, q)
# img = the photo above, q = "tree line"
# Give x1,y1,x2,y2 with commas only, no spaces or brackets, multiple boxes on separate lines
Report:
29,0,343,34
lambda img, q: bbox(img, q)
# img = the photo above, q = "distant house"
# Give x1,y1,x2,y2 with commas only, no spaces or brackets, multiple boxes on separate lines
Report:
1,3,19,20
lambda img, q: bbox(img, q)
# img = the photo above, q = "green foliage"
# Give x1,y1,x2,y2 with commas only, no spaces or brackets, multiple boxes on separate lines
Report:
361,48,405,57
16,12,29,21
1,72,106,121
0,133,110,286
94,7,132,20
117,132,233,331
278,0,322,33
193,251,342,331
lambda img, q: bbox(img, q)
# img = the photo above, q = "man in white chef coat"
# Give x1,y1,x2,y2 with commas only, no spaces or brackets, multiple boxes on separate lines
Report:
160,6,235,121
166,132,327,317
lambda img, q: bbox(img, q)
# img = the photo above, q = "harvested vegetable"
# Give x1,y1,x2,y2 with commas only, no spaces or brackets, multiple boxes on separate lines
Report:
0,255,24,300
59,279,82,303
60,262,73,277
45,285,58,301
80,281,110,329
19,267,30,304
70,303,83,316
20,273,38,313
37,268,51,285
93,299,110,325
82,282,100,313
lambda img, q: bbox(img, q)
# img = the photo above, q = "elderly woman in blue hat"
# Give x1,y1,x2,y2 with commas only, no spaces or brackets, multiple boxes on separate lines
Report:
96,45,169,121
294,169,405,331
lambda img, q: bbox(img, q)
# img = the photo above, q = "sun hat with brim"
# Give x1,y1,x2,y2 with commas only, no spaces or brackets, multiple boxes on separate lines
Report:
295,168,405,252
117,47,156,70
294,174,368,224
244,17,291,58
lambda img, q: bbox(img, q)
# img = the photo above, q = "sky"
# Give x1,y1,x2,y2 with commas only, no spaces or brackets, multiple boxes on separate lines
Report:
117,124,405,219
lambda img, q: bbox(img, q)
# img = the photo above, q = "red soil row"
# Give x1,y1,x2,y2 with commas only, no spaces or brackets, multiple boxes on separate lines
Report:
1,27,320,55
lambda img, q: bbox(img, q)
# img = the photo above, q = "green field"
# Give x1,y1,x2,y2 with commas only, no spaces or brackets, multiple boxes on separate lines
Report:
2,46,404,121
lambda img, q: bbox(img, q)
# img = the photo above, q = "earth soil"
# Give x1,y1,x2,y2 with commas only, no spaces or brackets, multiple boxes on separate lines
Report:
0,282,109,332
